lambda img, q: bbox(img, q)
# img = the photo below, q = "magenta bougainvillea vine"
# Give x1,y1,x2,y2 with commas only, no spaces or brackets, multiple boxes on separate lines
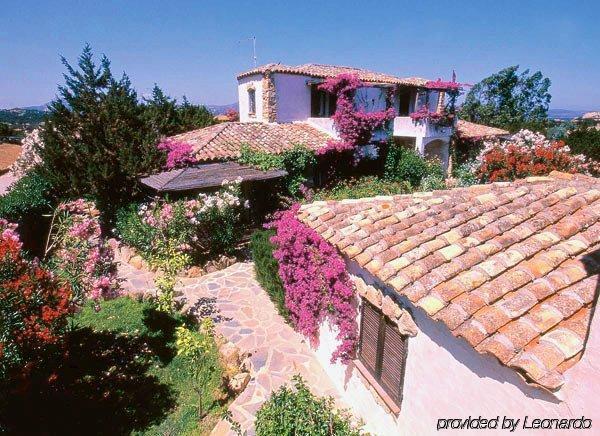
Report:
317,73,395,156
157,139,198,170
268,205,358,363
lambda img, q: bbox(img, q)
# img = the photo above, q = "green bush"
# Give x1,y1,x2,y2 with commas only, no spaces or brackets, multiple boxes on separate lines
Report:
250,230,288,321
0,170,54,222
238,144,316,198
384,145,442,187
255,375,363,436
115,203,157,256
313,176,412,201
567,124,600,162
452,161,479,187
419,174,446,191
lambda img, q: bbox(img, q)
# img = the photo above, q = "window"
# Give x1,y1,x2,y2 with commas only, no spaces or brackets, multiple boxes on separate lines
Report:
358,299,408,409
310,85,337,117
248,88,256,115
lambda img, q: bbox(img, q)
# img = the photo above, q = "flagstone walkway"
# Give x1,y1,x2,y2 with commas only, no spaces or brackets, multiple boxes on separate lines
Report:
119,261,342,435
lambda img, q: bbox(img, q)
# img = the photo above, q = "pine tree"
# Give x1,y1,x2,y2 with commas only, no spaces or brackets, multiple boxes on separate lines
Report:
37,45,164,222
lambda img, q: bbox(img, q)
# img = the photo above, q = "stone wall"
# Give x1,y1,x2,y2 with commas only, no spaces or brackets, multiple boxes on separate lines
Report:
261,70,277,123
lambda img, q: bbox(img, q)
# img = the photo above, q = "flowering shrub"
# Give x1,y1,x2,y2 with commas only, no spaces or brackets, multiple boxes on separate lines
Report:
157,139,198,170
11,129,43,178
0,219,72,378
116,180,248,311
268,206,357,363
318,73,395,158
46,199,120,306
425,79,463,92
475,130,599,182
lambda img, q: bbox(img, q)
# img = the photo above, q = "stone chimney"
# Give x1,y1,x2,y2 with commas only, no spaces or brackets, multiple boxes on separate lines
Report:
262,70,277,122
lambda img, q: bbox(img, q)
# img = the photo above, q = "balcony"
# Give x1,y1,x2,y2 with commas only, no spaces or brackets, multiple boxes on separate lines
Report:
392,116,453,139
306,117,339,138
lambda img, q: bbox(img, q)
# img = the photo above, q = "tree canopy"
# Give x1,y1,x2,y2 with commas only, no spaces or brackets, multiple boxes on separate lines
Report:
36,45,214,223
459,66,551,132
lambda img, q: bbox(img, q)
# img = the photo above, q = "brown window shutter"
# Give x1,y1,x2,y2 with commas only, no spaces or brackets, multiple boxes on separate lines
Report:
380,319,407,404
311,85,320,117
359,302,381,375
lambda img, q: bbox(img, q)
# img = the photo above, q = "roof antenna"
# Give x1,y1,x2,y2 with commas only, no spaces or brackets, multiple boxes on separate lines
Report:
251,36,257,67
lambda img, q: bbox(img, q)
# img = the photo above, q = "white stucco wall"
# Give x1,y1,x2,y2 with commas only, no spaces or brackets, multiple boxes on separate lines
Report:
238,74,263,122
273,73,312,122
313,263,600,436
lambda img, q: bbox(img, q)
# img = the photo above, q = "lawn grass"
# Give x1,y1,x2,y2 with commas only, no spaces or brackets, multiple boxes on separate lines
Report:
1,296,227,435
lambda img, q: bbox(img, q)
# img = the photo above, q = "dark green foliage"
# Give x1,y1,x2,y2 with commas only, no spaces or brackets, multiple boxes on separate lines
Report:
0,109,45,127
313,176,412,201
36,45,165,222
459,66,551,132
255,375,363,436
143,86,214,137
238,144,316,198
0,170,54,222
250,230,288,321
567,124,600,161
384,144,442,188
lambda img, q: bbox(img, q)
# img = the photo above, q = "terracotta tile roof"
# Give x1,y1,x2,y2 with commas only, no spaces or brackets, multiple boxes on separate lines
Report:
0,143,21,173
298,172,600,391
237,63,428,87
456,120,509,139
170,122,331,162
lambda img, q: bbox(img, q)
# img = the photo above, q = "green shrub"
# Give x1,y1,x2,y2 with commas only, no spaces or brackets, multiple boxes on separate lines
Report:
567,124,600,162
115,203,157,256
419,174,446,191
313,176,412,201
452,161,479,187
250,230,288,321
238,145,316,198
255,375,363,436
384,145,437,187
0,170,54,222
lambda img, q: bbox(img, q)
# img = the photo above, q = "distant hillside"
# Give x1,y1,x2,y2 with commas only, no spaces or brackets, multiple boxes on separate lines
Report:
0,108,46,126
205,103,237,115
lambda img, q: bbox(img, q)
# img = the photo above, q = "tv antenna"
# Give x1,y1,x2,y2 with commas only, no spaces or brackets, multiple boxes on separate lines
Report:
251,36,257,67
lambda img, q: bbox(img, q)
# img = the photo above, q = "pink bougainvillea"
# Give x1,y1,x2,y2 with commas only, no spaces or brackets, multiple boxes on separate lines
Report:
425,79,463,92
157,139,198,170
317,73,395,157
268,205,358,363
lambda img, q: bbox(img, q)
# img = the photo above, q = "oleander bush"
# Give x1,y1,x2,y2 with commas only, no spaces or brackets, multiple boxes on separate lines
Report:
475,129,600,182
250,230,288,321
0,220,72,379
255,375,363,436
566,124,600,162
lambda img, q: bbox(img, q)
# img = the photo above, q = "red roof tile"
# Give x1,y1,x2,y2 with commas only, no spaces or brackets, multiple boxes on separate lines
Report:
298,172,600,391
237,63,428,87
170,122,331,162
456,120,509,139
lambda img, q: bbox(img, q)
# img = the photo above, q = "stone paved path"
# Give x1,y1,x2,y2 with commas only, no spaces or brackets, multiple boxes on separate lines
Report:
119,261,342,435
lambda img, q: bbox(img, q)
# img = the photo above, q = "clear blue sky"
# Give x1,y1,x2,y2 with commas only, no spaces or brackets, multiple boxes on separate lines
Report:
1,0,599,110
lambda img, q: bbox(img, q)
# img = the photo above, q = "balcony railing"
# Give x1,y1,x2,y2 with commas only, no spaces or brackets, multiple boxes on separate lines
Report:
392,116,453,138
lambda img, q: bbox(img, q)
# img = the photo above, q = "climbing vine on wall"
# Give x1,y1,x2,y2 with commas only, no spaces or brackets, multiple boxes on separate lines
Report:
268,205,358,363
317,73,396,157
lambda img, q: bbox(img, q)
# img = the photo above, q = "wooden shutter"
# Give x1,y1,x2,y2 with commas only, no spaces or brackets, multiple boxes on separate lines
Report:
359,302,381,375
311,85,320,117
358,299,408,409
380,319,407,404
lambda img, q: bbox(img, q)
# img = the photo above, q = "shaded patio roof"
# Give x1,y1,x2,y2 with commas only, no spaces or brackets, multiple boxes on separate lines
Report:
140,161,287,193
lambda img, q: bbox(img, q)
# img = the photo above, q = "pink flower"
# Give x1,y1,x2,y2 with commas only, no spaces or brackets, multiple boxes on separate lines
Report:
157,139,198,169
